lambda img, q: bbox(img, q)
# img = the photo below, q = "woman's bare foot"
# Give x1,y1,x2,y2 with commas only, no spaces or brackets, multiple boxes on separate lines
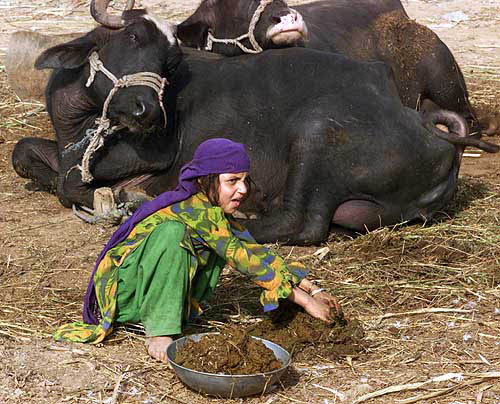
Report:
145,336,174,362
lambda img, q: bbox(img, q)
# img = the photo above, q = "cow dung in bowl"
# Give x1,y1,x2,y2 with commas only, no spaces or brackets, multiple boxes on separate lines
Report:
166,331,291,398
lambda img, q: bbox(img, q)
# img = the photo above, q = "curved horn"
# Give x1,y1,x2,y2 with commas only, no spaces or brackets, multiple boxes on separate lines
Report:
425,110,468,138
90,0,135,29
424,111,500,153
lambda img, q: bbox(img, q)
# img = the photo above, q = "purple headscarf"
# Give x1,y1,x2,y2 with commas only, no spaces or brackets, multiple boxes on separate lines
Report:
83,138,250,324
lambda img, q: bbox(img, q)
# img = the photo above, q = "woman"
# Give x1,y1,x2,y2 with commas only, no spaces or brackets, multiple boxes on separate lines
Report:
55,138,341,362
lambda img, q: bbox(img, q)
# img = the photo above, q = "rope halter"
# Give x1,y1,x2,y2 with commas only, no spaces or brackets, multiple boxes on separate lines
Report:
205,0,275,54
76,51,169,184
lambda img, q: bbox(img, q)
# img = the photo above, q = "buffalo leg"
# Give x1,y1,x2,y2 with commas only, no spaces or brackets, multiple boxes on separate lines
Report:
242,194,334,246
12,137,59,192
418,41,478,131
242,152,336,245
56,166,95,208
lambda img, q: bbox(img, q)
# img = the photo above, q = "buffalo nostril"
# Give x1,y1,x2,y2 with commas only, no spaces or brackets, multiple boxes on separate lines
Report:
271,15,281,24
133,100,146,117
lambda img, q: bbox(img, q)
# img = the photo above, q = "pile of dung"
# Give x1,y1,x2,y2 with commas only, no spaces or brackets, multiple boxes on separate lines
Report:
245,301,366,360
174,327,284,374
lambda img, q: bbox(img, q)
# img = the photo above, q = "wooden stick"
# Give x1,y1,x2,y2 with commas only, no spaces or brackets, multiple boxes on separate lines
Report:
311,383,346,401
396,385,456,404
353,372,500,403
0,329,31,341
353,379,438,403
158,393,190,403
110,372,126,404
362,308,473,322
464,64,500,69
397,375,499,404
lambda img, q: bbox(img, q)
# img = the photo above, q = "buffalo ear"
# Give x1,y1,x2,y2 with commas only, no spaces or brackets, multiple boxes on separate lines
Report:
122,9,148,24
35,30,102,70
176,20,210,49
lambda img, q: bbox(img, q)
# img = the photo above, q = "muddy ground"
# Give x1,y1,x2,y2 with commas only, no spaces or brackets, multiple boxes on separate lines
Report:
0,0,499,403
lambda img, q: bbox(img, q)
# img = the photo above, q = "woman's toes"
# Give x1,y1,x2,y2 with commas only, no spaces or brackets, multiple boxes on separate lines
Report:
145,336,173,363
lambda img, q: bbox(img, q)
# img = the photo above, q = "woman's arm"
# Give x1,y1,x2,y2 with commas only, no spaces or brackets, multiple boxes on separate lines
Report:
191,206,342,315
193,207,308,298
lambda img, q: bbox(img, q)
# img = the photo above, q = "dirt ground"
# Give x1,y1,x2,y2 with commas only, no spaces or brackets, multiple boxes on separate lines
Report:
0,0,499,403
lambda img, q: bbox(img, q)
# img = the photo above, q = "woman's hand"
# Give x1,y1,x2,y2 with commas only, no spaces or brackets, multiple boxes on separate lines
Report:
297,279,342,315
287,286,339,323
312,291,342,316
302,292,335,323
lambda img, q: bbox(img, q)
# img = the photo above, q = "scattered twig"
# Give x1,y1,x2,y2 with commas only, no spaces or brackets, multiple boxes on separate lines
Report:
474,45,500,48
396,373,500,404
312,383,346,401
275,393,310,403
0,329,31,341
110,371,126,404
157,392,191,404
465,64,500,69
362,308,473,322
353,372,500,403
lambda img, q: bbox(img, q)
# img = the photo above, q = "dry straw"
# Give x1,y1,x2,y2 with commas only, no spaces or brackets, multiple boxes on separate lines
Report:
0,2,499,402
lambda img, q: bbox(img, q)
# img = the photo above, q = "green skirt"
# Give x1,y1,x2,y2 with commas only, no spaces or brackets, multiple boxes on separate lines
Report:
115,220,221,336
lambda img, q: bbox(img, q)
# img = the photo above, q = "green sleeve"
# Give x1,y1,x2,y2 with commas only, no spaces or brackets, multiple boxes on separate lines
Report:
186,206,309,311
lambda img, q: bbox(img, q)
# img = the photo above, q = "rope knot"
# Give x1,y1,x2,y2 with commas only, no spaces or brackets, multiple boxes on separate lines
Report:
115,77,130,88
95,117,111,132
205,0,274,54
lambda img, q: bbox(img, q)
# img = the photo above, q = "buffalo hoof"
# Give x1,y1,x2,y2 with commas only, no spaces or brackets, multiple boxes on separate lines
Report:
479,115,500,136
71,187,152,226
72,187,125,226
94,187,116,216
72,204,128,226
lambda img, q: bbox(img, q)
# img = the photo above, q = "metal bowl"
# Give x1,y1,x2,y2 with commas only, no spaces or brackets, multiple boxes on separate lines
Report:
166,333,291,398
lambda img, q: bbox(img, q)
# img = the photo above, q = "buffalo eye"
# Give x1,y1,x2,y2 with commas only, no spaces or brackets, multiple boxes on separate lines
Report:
129,33,137,42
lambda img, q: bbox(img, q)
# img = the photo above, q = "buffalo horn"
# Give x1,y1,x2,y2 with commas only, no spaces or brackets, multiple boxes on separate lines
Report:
90,0,136,29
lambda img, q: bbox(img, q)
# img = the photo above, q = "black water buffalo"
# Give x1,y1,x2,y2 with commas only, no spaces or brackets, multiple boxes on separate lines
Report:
11,5,499,245
176,0,480,131
12,9,182,210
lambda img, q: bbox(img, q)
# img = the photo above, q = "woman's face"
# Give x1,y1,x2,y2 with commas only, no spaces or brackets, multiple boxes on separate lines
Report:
217,172,248,214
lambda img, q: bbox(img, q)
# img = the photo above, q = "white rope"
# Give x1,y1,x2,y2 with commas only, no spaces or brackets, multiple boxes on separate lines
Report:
205,0,275,54
70,51,169,184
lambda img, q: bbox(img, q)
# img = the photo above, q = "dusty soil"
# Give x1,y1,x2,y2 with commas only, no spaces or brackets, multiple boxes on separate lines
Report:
0,1,499,403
